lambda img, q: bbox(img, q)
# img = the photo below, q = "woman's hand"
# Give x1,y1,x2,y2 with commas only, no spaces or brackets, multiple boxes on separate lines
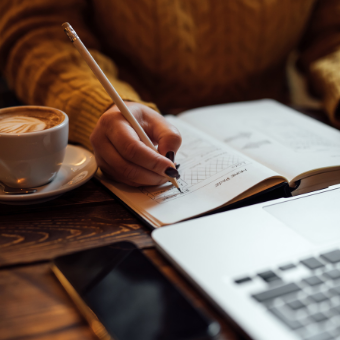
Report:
90,102,182,186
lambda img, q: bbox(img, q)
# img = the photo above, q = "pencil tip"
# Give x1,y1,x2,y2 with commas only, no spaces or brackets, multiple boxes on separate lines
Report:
177,188,182,193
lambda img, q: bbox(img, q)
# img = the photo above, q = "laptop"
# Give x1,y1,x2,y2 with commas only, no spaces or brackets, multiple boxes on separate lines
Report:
152,185,340,340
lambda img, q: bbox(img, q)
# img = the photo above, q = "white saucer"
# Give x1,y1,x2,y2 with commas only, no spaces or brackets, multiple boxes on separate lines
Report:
0,145,97,204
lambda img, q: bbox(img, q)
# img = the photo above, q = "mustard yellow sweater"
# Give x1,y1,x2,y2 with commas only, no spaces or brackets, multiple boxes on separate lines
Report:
1,0,340,150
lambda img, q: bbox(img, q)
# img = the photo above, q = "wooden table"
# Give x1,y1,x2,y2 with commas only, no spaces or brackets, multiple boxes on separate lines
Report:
0,177,247,340
0,107,329,340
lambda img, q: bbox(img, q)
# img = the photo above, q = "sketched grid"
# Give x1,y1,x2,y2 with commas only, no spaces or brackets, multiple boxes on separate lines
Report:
181,154,244,185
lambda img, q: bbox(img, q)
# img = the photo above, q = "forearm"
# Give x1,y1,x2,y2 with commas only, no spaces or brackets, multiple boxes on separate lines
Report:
0,0,157,149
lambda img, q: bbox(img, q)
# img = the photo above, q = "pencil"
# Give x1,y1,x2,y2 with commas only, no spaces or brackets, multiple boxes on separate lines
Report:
62,22,181,192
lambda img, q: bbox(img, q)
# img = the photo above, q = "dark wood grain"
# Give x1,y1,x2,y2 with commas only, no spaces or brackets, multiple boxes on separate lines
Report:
0,252,242,340
0,180,114,216
0,198,153,267
2,105,328,340
0,263,96,340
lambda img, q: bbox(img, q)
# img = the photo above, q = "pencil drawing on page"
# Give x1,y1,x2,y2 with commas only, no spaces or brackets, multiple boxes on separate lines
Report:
139,126,251,204
224,119,340,153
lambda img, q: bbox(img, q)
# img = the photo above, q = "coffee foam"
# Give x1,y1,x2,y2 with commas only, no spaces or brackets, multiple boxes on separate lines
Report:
0,109,64,134
0,116,46,133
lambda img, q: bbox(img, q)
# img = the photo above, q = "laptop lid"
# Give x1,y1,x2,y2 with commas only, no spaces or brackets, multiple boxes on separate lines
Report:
152,185,340,340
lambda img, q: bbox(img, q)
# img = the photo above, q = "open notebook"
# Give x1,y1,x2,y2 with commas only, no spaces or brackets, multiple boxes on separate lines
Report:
97,99,340,228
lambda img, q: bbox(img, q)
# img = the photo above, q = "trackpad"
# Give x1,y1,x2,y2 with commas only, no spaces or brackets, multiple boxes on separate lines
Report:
263,187,340,245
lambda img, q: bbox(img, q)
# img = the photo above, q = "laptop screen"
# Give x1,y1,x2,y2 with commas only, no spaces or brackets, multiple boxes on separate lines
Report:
263,187,340,245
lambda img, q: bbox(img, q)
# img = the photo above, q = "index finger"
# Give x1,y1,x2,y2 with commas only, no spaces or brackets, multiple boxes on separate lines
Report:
105,112,180,178
134,105,182,158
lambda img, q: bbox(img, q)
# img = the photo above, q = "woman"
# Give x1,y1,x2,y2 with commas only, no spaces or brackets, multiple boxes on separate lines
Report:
1,0,340,186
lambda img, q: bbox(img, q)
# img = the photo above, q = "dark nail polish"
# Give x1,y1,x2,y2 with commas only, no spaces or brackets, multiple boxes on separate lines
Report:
175,163,180,170
165,167,180,179
166,151,175,162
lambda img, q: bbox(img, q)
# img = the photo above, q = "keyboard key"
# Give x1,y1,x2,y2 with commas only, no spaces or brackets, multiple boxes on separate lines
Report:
252,283,301,302
309,292,328,303
234,276,252,284
248,251,340,339
301,257,325,270
304,331,334,340
329,285,340,295
310,312,328,323
303,275,323,286
282,291,300,303
257,270,281,283
321,249,340,264
279,263,296,271
268,307,303,330
287,299,305,310
324,269,340,280
329,305,340,315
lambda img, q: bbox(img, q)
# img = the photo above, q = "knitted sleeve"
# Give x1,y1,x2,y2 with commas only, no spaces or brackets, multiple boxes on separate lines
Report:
0,0,157,150
298,0,340,128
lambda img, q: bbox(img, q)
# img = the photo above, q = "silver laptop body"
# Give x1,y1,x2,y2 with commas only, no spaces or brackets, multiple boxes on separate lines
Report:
152,185,340,340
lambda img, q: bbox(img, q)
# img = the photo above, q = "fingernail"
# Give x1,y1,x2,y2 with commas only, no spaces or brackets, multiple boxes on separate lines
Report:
166,151,175,162
165,167,180,179
175,163,180,170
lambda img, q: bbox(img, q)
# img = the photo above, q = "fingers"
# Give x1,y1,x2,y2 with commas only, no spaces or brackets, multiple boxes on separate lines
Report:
103,105,180,175
135,105,182,159
92,135,169,186
90,102,182,186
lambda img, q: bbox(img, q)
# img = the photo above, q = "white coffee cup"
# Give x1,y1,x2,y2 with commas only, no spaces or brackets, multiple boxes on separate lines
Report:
0,106,69,188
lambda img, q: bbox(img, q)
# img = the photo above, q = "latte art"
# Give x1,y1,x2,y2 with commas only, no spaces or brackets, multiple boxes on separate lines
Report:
0,109,64,134
0,105,68,189
0,116,46,133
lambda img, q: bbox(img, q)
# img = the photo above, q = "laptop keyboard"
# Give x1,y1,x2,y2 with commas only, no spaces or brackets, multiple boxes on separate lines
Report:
235,249,340,340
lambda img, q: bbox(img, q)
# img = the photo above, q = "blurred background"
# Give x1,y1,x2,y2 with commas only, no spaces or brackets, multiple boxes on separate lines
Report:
0,76,21,108
0,51,323,111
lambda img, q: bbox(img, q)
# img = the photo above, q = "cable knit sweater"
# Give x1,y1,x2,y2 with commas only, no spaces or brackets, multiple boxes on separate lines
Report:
1,0,340,150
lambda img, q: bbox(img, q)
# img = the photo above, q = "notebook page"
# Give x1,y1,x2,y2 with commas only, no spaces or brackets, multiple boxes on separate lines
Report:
98,117,283,226
179,100,340,183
